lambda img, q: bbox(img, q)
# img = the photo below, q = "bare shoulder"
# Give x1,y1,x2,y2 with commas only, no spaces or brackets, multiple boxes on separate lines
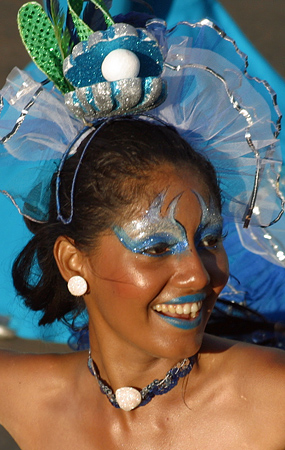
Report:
203,333,285,371
207,334,285,388
202,335,285,444
0,350,84,427
234,341,285,445
229,339,285,384
199,335,285,448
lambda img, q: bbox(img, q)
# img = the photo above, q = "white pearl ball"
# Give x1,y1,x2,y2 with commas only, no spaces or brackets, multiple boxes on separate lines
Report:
101,49,140,82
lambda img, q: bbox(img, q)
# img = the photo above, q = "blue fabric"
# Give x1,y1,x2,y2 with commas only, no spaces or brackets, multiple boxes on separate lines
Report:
111,0,285,150
222,221,285,323
0,0,284,342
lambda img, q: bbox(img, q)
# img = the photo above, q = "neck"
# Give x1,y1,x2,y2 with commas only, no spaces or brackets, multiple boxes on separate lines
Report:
88,349,196,411
88,321,198,393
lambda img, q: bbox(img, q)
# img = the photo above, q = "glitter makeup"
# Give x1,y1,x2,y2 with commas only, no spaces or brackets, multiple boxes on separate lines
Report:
193,192,223,249
113,191,189,257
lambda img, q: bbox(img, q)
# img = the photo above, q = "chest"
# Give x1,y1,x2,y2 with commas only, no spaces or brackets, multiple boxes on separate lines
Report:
17,401,277,450
10,381,281,450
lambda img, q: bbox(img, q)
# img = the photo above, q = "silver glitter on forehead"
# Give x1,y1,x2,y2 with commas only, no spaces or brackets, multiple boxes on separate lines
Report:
123,191,185,242
193,190,223,229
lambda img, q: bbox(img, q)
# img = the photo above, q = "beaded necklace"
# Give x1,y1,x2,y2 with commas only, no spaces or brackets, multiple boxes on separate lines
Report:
87,350,196,411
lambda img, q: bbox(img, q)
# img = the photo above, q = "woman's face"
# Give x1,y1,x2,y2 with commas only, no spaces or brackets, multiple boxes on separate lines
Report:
83,165,229,360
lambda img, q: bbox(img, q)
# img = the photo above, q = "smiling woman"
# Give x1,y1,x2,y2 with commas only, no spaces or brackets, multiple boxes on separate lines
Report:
12,119,223,326
0,118,284,449
0,1,285,449
49,123,229,407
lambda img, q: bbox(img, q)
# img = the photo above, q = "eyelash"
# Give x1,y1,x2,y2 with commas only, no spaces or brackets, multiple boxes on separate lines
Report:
198,233,227,250
141,241,176,256
140,232,226,256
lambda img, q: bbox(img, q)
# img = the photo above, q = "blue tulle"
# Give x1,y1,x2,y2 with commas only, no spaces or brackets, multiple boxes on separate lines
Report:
0,0,284,342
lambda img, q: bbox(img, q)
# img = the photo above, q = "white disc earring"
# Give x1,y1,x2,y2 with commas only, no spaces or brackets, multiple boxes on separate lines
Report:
67,276,88,296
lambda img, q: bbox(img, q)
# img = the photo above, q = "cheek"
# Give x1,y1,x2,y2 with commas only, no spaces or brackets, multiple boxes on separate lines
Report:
201,246,229,292
106,263,155,300
199,249,229,325
210,249,229,291
86,245,170,302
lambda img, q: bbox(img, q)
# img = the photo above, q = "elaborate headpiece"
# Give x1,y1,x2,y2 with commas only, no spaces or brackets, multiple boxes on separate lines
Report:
0,1,283,231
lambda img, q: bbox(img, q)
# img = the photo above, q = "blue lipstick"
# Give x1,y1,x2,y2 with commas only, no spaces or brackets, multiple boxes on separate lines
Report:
153,293,206,330
157,314,202,330
164,293,206,305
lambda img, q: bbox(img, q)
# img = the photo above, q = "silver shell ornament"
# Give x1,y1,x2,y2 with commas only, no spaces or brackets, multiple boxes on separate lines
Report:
63,23,167,120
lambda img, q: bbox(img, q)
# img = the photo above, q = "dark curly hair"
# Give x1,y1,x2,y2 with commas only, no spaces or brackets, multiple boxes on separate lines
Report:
12,118,221,327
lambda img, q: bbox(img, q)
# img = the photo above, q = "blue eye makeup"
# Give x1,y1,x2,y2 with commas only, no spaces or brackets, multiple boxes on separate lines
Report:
113,191,189,257
193,192,223,249
113,189,224,257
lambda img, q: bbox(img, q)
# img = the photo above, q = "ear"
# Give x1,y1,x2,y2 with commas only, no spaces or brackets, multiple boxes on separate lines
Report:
53,236,86,283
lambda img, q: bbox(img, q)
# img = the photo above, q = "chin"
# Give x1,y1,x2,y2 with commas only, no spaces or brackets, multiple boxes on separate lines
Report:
149,324,206,362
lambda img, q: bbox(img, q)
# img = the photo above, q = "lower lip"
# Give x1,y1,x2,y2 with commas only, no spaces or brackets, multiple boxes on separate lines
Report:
154,308,202,330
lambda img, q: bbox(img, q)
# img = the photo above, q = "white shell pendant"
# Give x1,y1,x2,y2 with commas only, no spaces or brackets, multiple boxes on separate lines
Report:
115,387,142,411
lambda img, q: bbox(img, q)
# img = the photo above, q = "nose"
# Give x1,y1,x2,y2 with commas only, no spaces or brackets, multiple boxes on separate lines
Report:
170,248,210,290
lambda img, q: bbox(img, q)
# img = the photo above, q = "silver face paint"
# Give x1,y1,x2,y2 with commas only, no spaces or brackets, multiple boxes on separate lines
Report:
113,191,189,257
113,189,223,257
193,192,223,249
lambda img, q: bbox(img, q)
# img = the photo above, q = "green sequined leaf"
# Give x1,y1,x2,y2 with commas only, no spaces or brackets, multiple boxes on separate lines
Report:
69,0,83,16
89,0,115,27
68,0,94,42
17,2,71,93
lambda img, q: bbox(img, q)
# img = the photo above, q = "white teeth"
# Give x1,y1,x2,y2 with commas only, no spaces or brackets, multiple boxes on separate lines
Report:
183,304,191,315
190,302,199,313
176,305,183,314
153,300,203,316
162,304,168,313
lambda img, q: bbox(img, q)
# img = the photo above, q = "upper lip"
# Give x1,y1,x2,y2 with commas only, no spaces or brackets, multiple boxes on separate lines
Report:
162,293,206,305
